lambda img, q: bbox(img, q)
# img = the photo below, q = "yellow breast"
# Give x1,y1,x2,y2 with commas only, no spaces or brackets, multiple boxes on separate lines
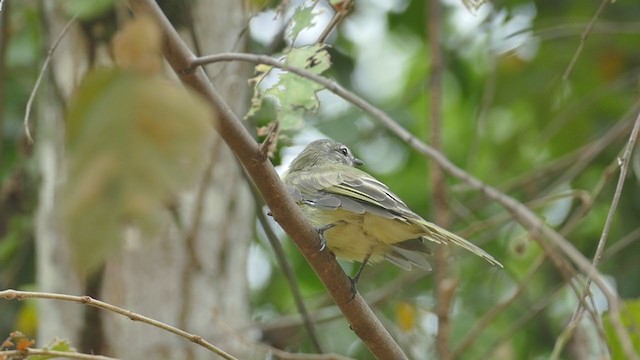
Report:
299,205,425,263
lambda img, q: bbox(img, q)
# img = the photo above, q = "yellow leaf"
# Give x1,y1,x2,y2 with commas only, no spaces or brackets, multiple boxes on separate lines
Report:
396,301,417,332
14,301,38,338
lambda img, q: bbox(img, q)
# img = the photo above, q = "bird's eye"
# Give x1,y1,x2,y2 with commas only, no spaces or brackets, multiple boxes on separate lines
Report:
339,146,349,156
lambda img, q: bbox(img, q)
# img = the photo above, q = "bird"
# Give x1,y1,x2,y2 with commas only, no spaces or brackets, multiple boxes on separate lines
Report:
282,139,502,285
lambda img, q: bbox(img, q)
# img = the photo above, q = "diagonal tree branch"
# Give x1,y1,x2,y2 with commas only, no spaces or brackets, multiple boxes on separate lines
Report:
127,1,409,359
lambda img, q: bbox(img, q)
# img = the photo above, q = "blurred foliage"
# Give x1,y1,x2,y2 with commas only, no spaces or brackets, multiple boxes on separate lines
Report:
604,299,640,360
62,15,213,274
0,0,41,342
63,66,212,275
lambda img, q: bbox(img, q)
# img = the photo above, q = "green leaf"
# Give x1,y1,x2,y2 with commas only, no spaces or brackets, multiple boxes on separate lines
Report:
47,339,74,352
63,68,212,275
603,299,640,359
247,44,332,130
28,339,75,360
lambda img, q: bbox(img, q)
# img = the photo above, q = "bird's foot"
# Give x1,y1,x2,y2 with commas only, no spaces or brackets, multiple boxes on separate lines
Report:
346,268,364,302
315,224,333,251
315,221,345,252
345,252,371,302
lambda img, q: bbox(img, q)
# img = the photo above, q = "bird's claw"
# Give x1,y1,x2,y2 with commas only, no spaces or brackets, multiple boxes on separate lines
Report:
318,237,327,252
315,222,342,252
317,229,328,252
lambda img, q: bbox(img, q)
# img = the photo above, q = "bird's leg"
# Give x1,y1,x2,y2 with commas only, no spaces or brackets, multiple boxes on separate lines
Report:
315,221,345,251
350,251,372,286
347,250,373,301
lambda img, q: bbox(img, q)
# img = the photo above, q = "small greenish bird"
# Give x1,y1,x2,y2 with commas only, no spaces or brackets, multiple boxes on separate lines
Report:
283,139,502,283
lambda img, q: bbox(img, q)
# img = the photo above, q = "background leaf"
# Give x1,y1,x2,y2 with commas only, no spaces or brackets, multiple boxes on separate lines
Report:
604,299,640,360
63,68,213,275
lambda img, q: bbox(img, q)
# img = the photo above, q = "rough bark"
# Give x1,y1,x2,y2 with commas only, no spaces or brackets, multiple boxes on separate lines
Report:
37,1,253,358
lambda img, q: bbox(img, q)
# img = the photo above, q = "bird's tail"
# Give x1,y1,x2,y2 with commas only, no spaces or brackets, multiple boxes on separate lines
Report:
419,220,503,267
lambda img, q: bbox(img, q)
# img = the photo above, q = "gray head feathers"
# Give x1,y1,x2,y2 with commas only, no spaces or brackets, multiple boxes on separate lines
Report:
288,139,363,172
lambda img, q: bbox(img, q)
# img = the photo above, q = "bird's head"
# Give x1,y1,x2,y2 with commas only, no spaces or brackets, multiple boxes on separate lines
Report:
288,139,364,172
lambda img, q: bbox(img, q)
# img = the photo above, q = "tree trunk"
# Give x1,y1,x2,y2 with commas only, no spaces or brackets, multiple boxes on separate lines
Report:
36,2,253,358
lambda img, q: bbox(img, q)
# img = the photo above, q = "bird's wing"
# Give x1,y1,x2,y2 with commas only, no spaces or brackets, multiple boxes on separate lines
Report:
385,246,432,271
285,166,417,220
385,238,433,271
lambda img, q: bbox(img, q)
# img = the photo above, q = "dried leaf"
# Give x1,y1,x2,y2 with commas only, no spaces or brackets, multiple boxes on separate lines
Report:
112,16,163,74
16,337,34,351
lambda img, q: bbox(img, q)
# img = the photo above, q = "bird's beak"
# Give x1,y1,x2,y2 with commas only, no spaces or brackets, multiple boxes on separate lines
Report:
354,157,364,166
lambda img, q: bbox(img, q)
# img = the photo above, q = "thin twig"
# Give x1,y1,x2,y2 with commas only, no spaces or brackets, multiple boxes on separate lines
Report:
259,121,280,157
509,21,640,43
23,13,78,144
0,289,238,360
589,108,640,282
556,158,622,353
252,187,325,353
558,100,640,356
187,51,638,360
316,0,352,44
260,305,343,337
603,226,640,261
545,105,639,193
562,0,610,81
